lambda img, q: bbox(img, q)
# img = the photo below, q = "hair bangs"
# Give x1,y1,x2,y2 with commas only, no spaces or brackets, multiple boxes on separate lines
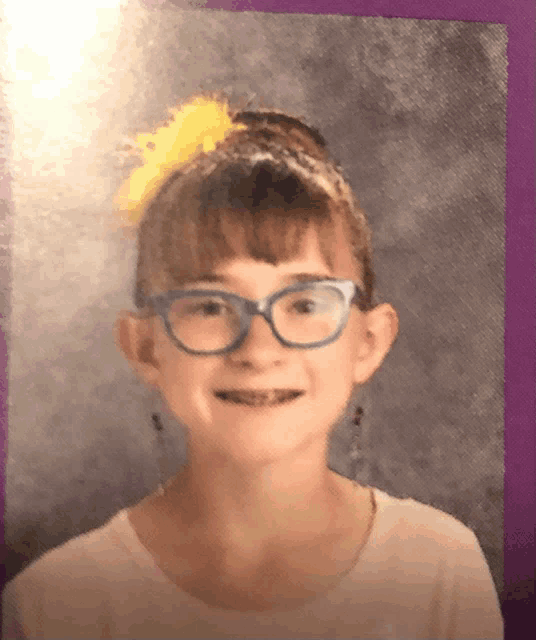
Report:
152,158,337,288
158,205,339,293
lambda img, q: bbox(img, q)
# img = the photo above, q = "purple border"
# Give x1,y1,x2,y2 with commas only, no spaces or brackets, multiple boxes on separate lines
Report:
2,0,534,635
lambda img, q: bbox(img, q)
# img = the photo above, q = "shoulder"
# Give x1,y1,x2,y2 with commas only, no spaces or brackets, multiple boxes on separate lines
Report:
356,488,503,638
3,509,136,638
6,509,135,601
369,487,484,564
365,487,501,606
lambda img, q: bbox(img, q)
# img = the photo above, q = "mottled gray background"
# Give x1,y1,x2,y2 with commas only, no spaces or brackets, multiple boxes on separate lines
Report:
4,1,506,599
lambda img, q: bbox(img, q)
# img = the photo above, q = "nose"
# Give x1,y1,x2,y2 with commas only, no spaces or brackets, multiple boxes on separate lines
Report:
247,312,281,344
231,312,285,357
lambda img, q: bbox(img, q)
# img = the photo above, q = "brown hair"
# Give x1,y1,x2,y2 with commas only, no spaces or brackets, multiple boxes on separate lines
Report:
134,104,375,311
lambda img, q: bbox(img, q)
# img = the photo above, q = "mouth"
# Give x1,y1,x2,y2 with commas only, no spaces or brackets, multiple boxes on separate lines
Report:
214,389,304,407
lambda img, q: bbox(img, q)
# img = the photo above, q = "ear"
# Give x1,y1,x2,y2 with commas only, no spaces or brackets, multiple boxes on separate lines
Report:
353,303,399,385
114,310,161,389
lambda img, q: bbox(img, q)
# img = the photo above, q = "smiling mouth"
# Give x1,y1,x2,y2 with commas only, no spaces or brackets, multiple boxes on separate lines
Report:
214,389,304,407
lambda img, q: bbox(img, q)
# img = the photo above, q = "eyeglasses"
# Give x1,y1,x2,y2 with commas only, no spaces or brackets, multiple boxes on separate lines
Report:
144,279,365,356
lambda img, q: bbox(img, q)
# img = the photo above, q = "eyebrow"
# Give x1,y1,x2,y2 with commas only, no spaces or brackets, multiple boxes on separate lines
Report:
179,272,339,287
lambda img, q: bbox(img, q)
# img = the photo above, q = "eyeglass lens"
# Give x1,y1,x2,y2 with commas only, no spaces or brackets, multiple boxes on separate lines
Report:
167,286,345,352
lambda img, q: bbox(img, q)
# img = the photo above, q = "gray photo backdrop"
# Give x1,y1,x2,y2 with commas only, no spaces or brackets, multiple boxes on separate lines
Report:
5,1,506,597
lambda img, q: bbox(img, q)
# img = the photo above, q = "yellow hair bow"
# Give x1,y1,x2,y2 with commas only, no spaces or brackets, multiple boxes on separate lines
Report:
115,95,247,226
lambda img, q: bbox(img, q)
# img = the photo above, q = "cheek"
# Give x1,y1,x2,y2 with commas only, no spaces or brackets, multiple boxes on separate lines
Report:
154,344,219,425
345,312,369,354
303,351,355,431
319,319,364,381
309,336,357,392
153,338,189,397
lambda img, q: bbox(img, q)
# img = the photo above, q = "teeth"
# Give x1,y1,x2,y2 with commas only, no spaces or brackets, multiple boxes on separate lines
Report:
218,390,301,406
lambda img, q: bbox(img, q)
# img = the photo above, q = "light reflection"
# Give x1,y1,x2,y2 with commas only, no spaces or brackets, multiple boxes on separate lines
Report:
4,0,126,172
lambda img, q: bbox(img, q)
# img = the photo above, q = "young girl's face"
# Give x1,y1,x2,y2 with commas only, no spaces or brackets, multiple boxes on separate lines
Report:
130,216,397,466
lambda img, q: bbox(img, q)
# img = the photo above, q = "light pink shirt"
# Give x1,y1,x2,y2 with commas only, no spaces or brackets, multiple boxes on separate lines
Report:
2,487,503,639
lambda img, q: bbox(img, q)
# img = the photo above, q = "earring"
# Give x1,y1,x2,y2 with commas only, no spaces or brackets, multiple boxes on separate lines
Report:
151,413,167,496
353,405,364,427
350,405,365,480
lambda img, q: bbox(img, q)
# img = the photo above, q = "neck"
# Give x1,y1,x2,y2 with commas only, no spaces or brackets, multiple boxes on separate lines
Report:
164,439,344,563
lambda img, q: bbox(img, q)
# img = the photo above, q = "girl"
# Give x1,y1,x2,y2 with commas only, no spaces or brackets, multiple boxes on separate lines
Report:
2,94,503,638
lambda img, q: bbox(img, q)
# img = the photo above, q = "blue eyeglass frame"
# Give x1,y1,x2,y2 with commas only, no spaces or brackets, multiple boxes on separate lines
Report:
144,278,366,356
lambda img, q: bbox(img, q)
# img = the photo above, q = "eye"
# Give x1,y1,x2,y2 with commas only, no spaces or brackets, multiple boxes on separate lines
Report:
189,300,228,316
170,296,235,320
281,289,337,315
291,298,319,314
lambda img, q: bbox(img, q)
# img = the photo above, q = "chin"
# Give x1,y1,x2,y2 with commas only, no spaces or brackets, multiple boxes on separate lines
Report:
211,423,328,466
